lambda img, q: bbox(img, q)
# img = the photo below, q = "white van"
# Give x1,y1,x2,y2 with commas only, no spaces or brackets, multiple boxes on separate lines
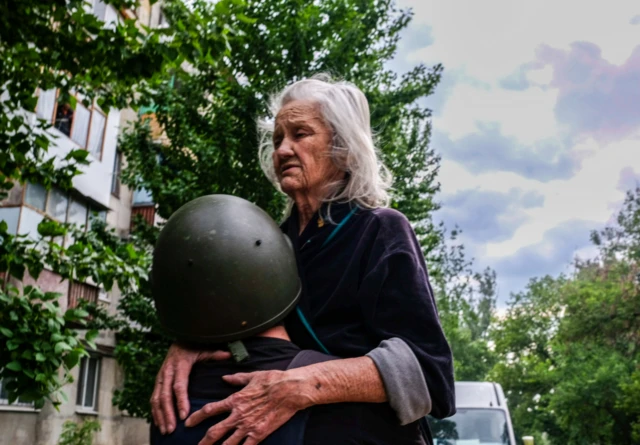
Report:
427,381,531,445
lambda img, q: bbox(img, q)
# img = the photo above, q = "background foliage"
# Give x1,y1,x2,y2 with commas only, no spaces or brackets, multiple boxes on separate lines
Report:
489,188,640,444
57,419,101,445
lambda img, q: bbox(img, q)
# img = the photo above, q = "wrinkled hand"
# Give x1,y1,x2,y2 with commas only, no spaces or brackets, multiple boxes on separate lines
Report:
151,343,231,434
185,370,312,445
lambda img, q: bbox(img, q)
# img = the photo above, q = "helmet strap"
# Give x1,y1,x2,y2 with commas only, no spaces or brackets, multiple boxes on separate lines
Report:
228,340,250,363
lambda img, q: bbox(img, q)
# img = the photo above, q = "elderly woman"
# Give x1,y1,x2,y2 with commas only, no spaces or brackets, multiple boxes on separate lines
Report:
151,75,455,444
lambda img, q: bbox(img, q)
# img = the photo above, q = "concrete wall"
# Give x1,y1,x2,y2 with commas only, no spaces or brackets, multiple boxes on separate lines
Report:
0,410,39,445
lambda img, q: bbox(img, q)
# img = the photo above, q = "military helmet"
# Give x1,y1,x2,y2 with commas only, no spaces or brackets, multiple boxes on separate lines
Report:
151,194,301,344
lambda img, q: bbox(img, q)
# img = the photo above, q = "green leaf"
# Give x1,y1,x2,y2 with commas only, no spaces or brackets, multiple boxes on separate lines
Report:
54,342,72,354
35,353,46,362
86,329,99,342
236,13,257,24
6,361,22,372
63,349,84,369
37,220,66,237
64,149,90,163
21,350,33,360
0,327,13,338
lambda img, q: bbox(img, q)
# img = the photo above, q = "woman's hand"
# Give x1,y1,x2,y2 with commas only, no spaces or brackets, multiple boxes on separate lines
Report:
151,343,231,434
185,370,312,445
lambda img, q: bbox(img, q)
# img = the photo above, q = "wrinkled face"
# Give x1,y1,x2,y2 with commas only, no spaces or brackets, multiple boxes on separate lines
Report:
272,100,343,198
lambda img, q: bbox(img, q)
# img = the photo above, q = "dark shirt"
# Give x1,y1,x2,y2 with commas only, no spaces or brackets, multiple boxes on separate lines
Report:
187,337,424,445
281,203,456,420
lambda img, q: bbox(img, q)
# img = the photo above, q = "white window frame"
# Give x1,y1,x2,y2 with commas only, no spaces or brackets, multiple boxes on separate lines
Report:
76,356,101,413
35,89,108,158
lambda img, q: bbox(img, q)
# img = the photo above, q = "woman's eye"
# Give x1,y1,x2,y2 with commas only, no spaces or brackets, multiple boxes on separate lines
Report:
296,132,308,138
273,138,282,147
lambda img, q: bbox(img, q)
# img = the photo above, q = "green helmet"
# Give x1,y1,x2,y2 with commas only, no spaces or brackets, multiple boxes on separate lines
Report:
151,194,301,344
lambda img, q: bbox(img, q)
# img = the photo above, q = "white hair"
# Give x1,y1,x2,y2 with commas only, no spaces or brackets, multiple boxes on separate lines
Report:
258,74,393,215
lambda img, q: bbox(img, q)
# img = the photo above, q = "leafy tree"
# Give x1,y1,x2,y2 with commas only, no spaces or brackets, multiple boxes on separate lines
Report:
0,0,170,199
0,218,152,408
0,0,177,407
431,227,498,381
490,188,640,444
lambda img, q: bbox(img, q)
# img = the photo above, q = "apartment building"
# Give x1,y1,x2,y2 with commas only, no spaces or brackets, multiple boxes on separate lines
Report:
0,1,165,444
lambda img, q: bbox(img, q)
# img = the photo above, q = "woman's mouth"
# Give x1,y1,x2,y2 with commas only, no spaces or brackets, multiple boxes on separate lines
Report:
281,165,300,175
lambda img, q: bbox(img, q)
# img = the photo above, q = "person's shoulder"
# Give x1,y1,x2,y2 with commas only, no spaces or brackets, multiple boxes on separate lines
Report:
367,207,412,228
358,207,416,246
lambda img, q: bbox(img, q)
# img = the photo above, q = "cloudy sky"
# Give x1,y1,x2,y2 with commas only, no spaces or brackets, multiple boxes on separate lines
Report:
391,1,640,304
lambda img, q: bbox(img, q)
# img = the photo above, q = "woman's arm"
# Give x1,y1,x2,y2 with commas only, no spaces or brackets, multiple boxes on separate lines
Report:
358,209,456,421
185,356,386,445
294,355,387,403
367,337,432,424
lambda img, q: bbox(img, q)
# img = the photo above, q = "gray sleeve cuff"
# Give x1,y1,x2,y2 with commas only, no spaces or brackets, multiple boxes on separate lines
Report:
366,337,432,425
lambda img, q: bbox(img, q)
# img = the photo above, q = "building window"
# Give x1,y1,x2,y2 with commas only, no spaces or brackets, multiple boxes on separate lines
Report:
111,151,122,198
46,187,69,221
76,357,100,412
158,8,166,26
36,89,57,121
23,184,108,242
67,198,89,229
53,102,74,137
70,102,91,148
36,89,107,157
68,281,99,309
87,110,106,159
25,183,47,211
0,378,34,407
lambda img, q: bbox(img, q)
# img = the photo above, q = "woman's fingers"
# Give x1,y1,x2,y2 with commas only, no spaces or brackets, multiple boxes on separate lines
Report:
219,428,246,445
197,414,237,445
150,373,164,433
188,370,302,445
186,399,231,427
173,350,231,420
150,344,232,434
173,360,193,420
202,350,232,361
159,365,177,432
222,372,255,386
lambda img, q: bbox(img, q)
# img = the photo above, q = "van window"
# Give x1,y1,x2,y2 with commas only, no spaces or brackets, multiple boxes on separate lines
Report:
429,408,511,445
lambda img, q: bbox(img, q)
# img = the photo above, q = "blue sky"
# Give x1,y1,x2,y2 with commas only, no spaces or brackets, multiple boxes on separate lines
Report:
391,1,640,304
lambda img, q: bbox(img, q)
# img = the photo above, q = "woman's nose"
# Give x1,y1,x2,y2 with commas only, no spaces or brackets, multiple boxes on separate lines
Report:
275,137,294,156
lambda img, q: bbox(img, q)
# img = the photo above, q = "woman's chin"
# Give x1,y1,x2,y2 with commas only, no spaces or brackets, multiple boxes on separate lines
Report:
279,179,303,196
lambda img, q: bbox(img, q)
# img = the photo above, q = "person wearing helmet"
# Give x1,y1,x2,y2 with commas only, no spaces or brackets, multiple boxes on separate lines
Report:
149,194,424,445
151,75,456,445
149,325,424,445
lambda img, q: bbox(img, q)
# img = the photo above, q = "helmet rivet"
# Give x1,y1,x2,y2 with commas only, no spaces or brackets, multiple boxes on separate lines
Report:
255,240,262,246
188,259,194,266
241,321,247,326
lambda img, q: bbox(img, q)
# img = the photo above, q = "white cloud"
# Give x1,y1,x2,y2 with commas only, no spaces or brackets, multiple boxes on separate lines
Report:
483,135,640,258
434,84,560,143
399,0,640,78
395,0,640,298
